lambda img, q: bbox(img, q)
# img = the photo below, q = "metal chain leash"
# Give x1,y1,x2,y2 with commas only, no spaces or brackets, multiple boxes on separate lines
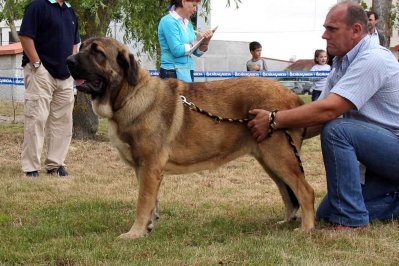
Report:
180,96,250,123
180,95,304,174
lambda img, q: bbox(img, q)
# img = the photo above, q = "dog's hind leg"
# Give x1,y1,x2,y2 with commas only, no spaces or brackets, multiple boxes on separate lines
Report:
255,131,315,231
256,162,300,224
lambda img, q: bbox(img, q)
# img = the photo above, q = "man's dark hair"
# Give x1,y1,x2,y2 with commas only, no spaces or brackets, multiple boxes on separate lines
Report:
169,0,201,9
366,11,379,20
341,2,368,33
249,41,262,51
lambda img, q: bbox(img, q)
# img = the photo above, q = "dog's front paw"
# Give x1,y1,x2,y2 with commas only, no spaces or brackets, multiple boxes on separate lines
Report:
117,230,148,240
117,221,155,240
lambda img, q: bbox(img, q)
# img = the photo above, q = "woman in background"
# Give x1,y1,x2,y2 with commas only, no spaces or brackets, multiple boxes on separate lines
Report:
158,0,213,82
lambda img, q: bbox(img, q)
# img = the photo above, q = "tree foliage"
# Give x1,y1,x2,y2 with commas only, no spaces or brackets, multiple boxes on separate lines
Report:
1,0,241,55
0,0,31,43
68,0,240,63
0,0,29,24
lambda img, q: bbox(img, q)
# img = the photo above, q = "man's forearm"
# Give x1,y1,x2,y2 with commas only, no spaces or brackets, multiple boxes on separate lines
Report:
276,100,337,129
275,93,355,129
73,44,78,54
19,36,40,63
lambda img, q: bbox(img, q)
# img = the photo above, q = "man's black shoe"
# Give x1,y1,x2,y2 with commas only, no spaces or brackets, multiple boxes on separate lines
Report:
26,171,39,177
47,166,69,177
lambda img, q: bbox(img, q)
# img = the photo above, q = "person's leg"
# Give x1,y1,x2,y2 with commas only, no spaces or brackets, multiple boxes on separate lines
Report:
317,170,399,222
44,77,74,171
320,118,399,227
311,90,321,101
361,169,399,221
21,64,54,173
190,70,194,82
159,68,177,79
315,194,331,223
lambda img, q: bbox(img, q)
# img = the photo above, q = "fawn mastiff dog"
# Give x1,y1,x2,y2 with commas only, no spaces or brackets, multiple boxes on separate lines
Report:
66,37,315,239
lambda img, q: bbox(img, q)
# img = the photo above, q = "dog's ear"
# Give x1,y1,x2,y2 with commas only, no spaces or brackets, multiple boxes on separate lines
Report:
117,50,139,86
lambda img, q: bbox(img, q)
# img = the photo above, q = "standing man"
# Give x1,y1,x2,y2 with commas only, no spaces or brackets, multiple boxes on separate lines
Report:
19,0,80,177
366,11,386,47
248,2,399,230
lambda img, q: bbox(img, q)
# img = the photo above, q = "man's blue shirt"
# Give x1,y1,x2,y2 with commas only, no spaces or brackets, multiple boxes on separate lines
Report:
19,0,80,79
320,35,399,133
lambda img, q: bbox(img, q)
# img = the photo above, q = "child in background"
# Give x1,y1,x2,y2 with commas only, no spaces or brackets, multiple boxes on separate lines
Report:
246,41,268,71
310,49,331,101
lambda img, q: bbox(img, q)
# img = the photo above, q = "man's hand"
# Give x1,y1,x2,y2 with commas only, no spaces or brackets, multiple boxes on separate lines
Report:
247,109,270,142
19,36,40,69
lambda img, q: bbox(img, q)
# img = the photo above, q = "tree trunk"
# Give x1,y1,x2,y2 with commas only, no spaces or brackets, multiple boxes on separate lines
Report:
73,92,99,139
9,21,20,43
372,0,391,48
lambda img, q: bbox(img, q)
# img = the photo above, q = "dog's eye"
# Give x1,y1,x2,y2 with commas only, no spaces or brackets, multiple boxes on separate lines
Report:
93,49,106,58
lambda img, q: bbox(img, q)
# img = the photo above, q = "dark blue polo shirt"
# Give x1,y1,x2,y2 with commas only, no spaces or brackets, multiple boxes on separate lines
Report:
19,0,80,80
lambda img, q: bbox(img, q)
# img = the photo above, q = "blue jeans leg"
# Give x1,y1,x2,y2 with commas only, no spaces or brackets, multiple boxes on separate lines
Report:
311,90,322,102
317,169,399,222
317,118,399,226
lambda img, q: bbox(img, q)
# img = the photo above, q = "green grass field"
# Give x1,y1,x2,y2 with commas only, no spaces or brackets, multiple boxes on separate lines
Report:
1,99,399,265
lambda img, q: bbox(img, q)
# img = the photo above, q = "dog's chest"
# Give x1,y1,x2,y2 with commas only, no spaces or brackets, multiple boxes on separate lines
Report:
92,99,113,119
108,120,136,167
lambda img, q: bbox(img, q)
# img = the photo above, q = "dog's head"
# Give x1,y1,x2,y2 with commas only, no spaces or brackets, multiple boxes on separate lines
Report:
66,37,139,100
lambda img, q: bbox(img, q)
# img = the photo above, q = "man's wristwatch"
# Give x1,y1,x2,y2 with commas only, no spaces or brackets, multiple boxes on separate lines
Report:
33,61,41,69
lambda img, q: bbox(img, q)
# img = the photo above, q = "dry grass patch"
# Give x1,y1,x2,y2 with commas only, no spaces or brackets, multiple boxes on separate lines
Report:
1,99,399,265
0,100,24,123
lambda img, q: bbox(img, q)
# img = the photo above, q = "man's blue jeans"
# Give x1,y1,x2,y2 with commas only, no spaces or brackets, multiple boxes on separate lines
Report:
316,118,399,226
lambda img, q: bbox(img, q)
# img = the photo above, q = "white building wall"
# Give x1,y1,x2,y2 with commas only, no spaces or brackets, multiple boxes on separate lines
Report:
0,20,21,46
0,54,23,101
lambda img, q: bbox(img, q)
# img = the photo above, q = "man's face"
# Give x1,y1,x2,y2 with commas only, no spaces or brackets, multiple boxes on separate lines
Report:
368,14,378,32
322,7,355,57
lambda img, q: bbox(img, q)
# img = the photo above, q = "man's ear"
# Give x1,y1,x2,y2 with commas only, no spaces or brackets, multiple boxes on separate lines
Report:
352,23,363,37
117,50,139,86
